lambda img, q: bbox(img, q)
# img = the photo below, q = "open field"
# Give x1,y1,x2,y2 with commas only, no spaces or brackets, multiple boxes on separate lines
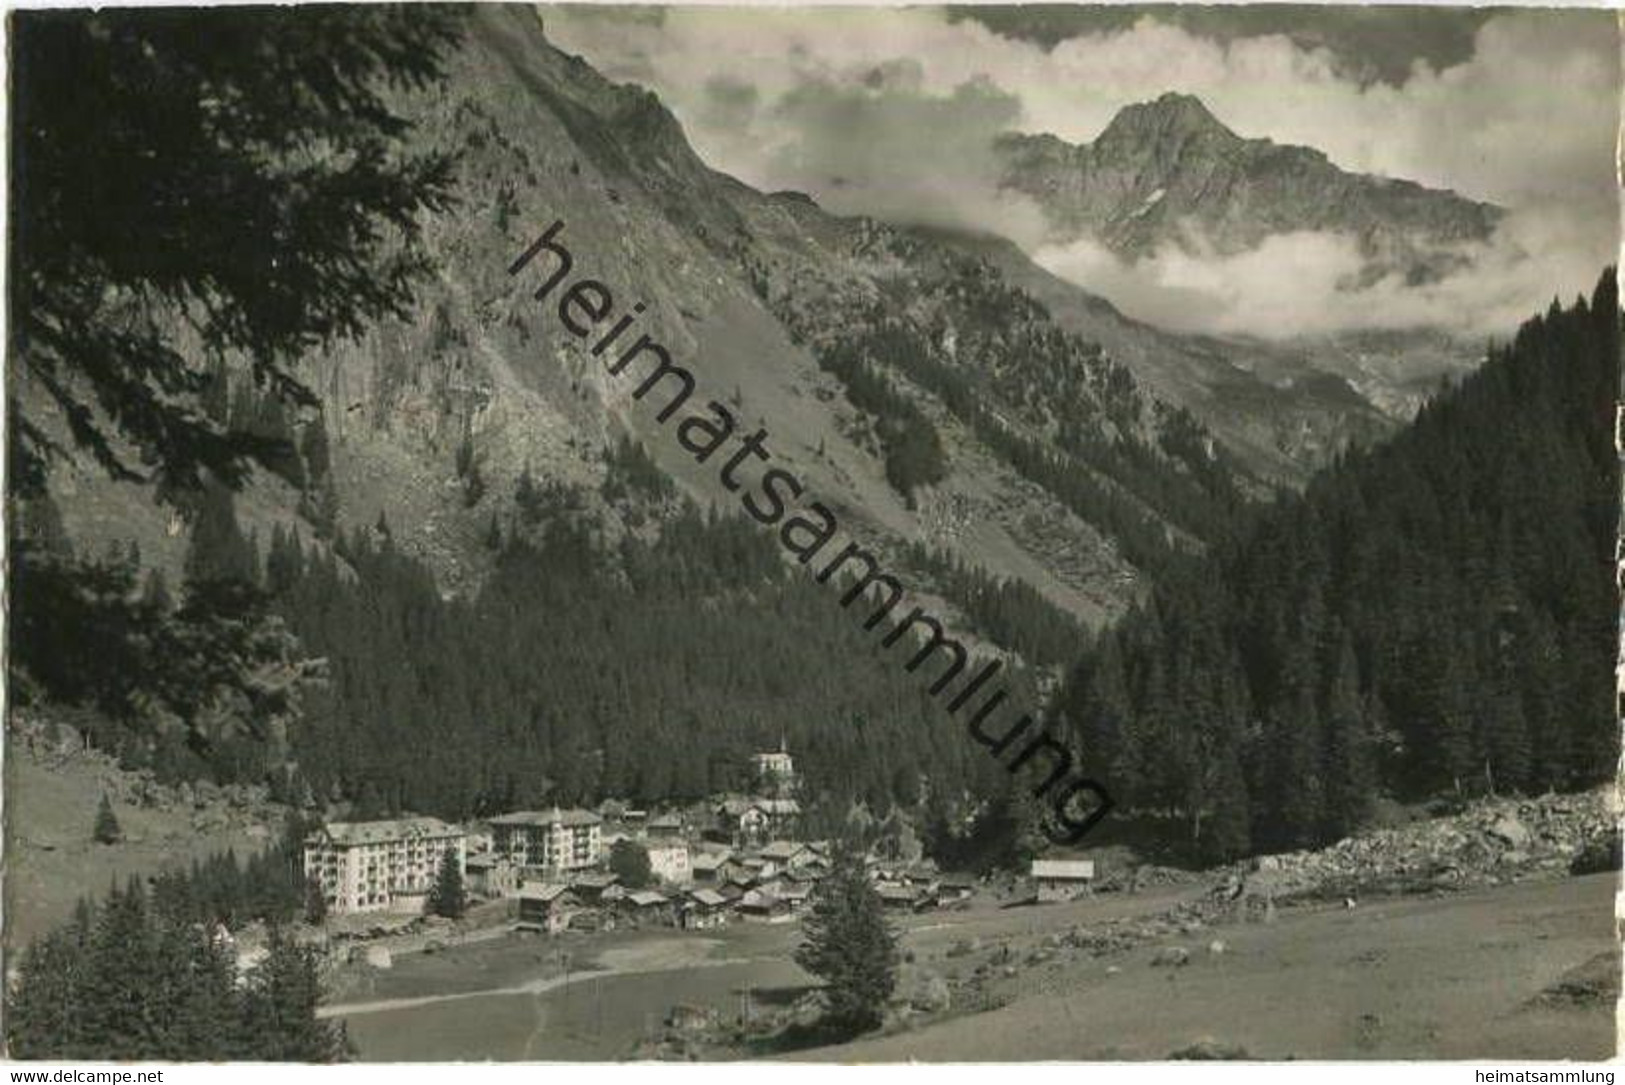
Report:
332,873,1617,1061
819,873,1620,1061
2,740,278,949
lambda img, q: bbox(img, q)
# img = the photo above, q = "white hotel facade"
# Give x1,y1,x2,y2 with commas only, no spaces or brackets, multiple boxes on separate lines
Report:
304,817,467,915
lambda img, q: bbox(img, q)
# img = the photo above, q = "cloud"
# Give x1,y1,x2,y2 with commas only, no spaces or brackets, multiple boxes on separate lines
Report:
543,5,1618,338
1032,205,1611,339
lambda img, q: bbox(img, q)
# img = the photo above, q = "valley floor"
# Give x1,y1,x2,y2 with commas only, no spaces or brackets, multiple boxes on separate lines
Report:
331,873,1617,1061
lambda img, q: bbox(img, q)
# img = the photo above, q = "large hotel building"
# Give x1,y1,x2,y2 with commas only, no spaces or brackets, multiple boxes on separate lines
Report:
304,817,466,915
489,807,603,874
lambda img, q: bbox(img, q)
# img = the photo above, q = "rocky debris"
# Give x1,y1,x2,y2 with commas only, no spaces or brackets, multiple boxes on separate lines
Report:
905,972,952,1014
1150,946,1190,968
1531,953,1620,1009
1223,791,1614,904
1487,816,1531,848
1568,831,1622,876
1169,1039,1251,1060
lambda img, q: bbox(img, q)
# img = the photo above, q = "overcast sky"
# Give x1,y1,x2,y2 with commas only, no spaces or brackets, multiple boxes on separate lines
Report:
543,5,1620,336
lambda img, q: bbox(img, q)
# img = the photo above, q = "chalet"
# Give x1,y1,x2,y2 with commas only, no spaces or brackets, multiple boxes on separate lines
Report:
720,863,758,891
569,871,619,905
569,909,615,933
682,888,731,930
760,840,814,869
463,823,495,855
737,887,792,924
873,858,939,889
690,848,732,884
1032,859,1095,902
779,880,813,911
516,883,576,934
936,875,976,906
757,798,801,838
738,854,776,880
715,798,770,848
646,812,686,841
876,883,923,911
465,852,519,899
620,889,675,928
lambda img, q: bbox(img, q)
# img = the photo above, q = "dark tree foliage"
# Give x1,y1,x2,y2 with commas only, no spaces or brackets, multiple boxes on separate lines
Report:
608,839,654,890
794,837,899,1034
10,4,463,497
602,434,675,503
424,846,467,919
92,793,122,845
1056,272,1621,858
271,501,1030,823
814,339,949,499
906,542,1088,669
7,834,333,1061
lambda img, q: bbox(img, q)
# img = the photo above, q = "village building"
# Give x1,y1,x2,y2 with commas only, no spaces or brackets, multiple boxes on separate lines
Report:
681,888,731,930
759,840,814,870
464,851,519,899
936,875,976,906
490,807,603,874
303,817,466,916
462,823,495,855
1032,858,1096,902
778,880,813,912
738,886,793,923
568,870,618,905
876,883,923,911
598,799,650,834
646,839,691,884
516,882,576,934
750,741,796,791
646,812,685,841
715,797,802,848
619,889,675,928
690,848,732,884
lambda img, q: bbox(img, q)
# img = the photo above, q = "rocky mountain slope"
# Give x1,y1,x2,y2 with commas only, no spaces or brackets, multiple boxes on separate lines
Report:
997,92,1503,280
28,10,1418,647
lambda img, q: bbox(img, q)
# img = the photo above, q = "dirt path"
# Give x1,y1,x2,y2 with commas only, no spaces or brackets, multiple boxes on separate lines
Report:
321,946,779,1019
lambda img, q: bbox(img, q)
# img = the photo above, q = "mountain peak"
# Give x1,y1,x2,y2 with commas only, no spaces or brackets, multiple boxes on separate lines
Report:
1097,92,1236,148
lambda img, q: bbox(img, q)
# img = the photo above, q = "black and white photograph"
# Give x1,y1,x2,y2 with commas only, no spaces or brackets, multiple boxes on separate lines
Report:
3,0,1620,1066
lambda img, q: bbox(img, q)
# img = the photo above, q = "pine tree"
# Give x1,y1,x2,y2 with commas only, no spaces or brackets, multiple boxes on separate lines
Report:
93,793,122,845
424,846,466,919
240,925,350,1061
608,839,654,889
794,838,898,1034
11,6,464,497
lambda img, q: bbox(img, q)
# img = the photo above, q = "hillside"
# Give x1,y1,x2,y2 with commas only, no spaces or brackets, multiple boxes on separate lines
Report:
20,7,1379,639
1055,271,1620,860
10,6,1611,858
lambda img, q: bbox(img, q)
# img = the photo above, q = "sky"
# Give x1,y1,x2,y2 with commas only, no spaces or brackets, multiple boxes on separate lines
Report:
543,5,1620,339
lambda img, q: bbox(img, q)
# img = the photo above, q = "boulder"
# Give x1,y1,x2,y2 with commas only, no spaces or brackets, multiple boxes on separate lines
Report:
1487,816,1531,848
1151,946,1190,968
908,972,952,1013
